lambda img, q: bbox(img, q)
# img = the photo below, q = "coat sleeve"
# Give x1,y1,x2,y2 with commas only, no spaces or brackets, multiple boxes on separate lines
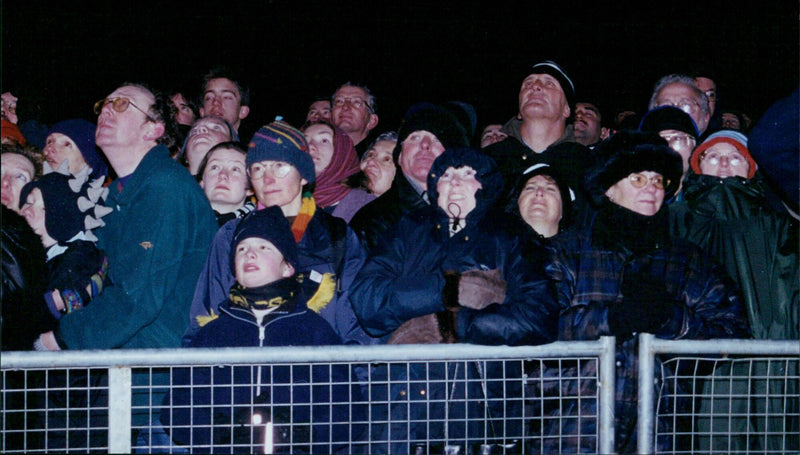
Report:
182,220,238,346
458,236,561,346
349,221,446,337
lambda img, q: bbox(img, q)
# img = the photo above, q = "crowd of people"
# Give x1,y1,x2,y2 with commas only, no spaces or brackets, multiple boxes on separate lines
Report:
1,61,797,453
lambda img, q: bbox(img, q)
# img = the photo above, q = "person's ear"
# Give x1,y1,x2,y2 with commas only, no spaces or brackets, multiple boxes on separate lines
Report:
239,105,250,121
367,113,379,130
144,122,165,142
281,262,295,278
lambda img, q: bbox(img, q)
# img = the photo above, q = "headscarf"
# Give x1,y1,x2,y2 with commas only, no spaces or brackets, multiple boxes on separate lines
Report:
312,123,360,208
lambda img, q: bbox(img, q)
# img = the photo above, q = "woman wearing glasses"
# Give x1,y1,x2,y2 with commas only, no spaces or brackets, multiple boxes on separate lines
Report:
538,130,750,454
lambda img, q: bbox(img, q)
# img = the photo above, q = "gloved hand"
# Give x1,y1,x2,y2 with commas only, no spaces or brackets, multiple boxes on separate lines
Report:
442,270,461,310
608,272,674,340
458,268,507,310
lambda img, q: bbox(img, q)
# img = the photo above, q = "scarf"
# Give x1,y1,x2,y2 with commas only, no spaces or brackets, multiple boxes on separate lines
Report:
313,126,361,208
593,198,669,256
256,192,316,243
228,276,300,312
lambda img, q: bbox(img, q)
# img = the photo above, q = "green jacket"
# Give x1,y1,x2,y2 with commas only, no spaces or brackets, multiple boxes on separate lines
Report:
670,172,799,341
57,145,217,349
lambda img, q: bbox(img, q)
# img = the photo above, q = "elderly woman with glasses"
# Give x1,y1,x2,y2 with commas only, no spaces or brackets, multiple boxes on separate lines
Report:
539,130,750,454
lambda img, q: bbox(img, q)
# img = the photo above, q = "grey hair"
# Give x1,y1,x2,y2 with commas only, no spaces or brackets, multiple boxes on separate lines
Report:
333,82,378,114
648,74,710,116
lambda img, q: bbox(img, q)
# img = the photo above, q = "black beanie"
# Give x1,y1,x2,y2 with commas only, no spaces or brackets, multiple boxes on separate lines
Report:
392,102,470,162
231,206,299,272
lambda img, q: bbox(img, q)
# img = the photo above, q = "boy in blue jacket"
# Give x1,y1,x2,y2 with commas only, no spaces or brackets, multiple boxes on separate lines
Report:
161,206,364,453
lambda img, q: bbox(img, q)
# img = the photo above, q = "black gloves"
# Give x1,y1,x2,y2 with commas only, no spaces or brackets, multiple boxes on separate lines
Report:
608,272,674,340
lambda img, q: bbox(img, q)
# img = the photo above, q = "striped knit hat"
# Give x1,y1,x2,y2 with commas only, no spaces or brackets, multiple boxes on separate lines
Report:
247,119,315,184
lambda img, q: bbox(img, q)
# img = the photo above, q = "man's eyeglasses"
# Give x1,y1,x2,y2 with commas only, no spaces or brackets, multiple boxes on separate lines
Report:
248,161,293,180
94,97,156,122
628,173,669,190
658,98,700,116
332,96,373,112
660,132,696,149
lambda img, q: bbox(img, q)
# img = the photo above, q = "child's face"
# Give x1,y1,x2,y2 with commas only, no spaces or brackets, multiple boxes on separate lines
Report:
234,237,294,288
20,188,57,248
200,147,252,210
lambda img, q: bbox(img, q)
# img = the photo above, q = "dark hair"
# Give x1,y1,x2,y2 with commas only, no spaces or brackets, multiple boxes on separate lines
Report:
1,142,43,178
201,65,251,107
169,89,200,119
196,141,250,188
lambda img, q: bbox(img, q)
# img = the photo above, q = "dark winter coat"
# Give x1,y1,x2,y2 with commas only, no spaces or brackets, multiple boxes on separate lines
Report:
162,284,365,453
185,205,374,347
542,201,751,453
1,206,54,350
670,172,799,340
350,147,559,345
348,172,428,254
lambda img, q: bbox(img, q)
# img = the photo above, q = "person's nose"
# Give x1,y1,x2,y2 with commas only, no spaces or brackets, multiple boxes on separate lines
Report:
719,156,731,168
642,181,658,193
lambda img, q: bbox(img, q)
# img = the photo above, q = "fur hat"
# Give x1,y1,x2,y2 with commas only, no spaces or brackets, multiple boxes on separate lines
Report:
231,206,298,272
393,103,470,162
18,165,110,244
247,120,315,184
585,130,683,204
638,106,699,139
690,130,757,179
47,119,107,181
529,60,575,110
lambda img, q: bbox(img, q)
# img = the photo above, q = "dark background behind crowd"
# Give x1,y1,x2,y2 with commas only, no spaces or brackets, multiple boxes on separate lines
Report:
3,1,798,135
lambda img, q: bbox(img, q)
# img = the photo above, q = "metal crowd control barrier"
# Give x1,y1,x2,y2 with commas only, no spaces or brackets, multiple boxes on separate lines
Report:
638,334,800,454
3,337,797,454
1,339,616,454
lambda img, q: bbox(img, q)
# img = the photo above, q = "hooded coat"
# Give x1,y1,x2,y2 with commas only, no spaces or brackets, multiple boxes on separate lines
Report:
350,147,559,344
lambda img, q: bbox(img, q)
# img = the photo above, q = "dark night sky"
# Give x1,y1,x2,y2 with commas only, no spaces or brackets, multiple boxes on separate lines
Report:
3,1,799,137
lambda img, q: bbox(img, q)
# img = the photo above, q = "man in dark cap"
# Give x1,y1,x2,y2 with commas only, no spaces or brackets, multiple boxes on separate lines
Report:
484,60,593,223
639,105,700,175
349,102,469,253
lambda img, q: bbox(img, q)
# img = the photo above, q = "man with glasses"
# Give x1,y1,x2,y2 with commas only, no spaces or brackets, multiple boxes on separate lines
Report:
33,82,218,447
648,73,711,137
185,119,374,348
330,82,379,155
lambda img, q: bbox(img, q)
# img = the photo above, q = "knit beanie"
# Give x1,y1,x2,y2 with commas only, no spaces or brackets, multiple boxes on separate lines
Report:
231,205,299,271
47,119,108,181
638,106,699,139
18,170,110,244
690,130,757,179
529,60,576,110
247,120,315,184
585,130,683,204
393,102,470,162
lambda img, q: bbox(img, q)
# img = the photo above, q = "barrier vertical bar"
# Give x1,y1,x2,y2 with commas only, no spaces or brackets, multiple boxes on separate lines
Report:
637,334,655,454
108,366,132,454
598,336,616,454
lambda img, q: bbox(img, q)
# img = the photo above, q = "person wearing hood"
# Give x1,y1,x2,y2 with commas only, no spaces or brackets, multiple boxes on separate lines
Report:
42,118,108,182
350,146,558,453
161,206,365,453
543,130,750,453
670,129,799,453
19,170,111,323
349,102,470,254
